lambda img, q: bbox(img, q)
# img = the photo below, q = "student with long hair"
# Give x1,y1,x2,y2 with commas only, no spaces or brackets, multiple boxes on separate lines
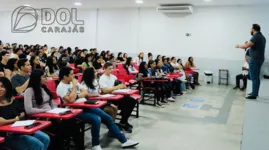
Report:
134,52,144,66
155,60,176,102
5,58,19,80
93,56,103,71
0,77,50,150
117,52,124,62
123,53,128,62
45,56,59,77
124,57,138,75
30,55,41,70
82,54,93,71
185,56,200,85
75,51,85,68
24,69,84,150
58,54,68,69
81,67,118,120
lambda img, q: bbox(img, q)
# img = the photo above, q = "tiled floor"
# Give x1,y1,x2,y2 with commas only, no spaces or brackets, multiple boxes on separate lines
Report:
84,83,245,150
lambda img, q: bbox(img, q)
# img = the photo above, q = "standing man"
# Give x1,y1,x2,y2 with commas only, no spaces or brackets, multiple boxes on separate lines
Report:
236,24,266,99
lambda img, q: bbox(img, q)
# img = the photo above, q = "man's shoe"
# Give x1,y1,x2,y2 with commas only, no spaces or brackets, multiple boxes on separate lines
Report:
245,96,257,99
240,87,246,91
233,86,239,89
92,145,102,150
122,140,139,148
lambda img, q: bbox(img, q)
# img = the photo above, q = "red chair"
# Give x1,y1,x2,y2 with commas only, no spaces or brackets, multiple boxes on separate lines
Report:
46,80,57,99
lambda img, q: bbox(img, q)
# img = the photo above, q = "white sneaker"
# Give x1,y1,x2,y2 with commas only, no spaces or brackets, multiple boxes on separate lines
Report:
122,139,139,148
92,145,102,150
167,97,175,102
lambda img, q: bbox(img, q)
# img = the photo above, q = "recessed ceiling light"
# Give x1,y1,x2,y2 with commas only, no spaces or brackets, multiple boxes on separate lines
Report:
74,2,82,6
204,0,212,2
23,4,31,7
136,0,143,4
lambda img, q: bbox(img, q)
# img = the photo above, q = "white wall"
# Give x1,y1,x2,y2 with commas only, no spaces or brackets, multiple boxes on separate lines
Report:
1,6,269,84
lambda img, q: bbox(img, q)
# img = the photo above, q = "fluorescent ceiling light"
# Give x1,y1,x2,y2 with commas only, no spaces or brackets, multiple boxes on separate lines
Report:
204,0,212,2
136,0,143,4
74,2,82,6
23,4,31,7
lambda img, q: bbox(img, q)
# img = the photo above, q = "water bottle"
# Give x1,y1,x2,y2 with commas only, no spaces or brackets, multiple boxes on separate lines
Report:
155,71,158,77
191,77,194,84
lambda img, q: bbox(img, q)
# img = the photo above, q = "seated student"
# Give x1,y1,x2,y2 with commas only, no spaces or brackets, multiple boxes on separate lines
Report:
58,54,69,69
117,52,125,62
10,48,22,59
146,60,165,107
48,47,56,57
148,53,153,62
123,53,128,62
75,51,85,68
134,52,144,66
19,53,27,59
24,69,84,150
30,55,42,70
82,54,93,71
124,57,138,75
0,77,50,150
66,47,74,63
27,49,35,60
45,56,59,77
155,60,176,102
166,57,174,73
104,50,111,62
11,58,31,95
0,51,9,77
81,68,118,120
161,58,170,74
170,57,181,72
56,67,139,150
234,56,249,91
51,51,58,59
5,58,19,80
177,58,194,90
185,56,200,85
99,62,137,131
155,55,161,62
93,56,103,71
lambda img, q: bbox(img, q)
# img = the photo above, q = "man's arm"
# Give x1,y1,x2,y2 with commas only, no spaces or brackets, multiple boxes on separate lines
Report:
236,41,254,49
14,79,29,95
102,84,125,94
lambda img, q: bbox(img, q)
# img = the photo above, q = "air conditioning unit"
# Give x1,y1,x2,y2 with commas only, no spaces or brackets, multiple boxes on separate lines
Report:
157,4,193,14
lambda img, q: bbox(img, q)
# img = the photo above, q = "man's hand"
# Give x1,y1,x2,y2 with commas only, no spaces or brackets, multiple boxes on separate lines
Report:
72,79,78,87
119,84,126,89
235,44,240,48
19,112,25,120
110,104,118,109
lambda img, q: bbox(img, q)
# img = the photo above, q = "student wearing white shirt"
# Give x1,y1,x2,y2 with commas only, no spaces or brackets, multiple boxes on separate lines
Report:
134,52,144,66
170,57,181,73
56,67,139,150
99,62,137,133
234,57,249,91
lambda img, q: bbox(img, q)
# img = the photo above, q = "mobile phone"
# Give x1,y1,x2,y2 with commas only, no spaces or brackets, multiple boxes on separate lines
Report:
24,122,41,129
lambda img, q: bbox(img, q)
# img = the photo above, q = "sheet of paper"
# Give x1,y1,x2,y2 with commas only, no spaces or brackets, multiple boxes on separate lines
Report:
74,98,87,103
114,89,131,93
12,120,36,127
100,94,115,98
46,108,70,114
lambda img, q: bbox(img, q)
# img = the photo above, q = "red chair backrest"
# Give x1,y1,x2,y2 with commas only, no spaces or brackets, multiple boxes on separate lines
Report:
46,80,57,98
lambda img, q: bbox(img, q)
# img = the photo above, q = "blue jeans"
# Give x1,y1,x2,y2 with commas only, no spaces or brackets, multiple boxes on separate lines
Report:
76,108,127,146
5,131,50,150
249,58,264,97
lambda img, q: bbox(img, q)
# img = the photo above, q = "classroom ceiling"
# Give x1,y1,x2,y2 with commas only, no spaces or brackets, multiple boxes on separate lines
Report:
0,0,268,11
